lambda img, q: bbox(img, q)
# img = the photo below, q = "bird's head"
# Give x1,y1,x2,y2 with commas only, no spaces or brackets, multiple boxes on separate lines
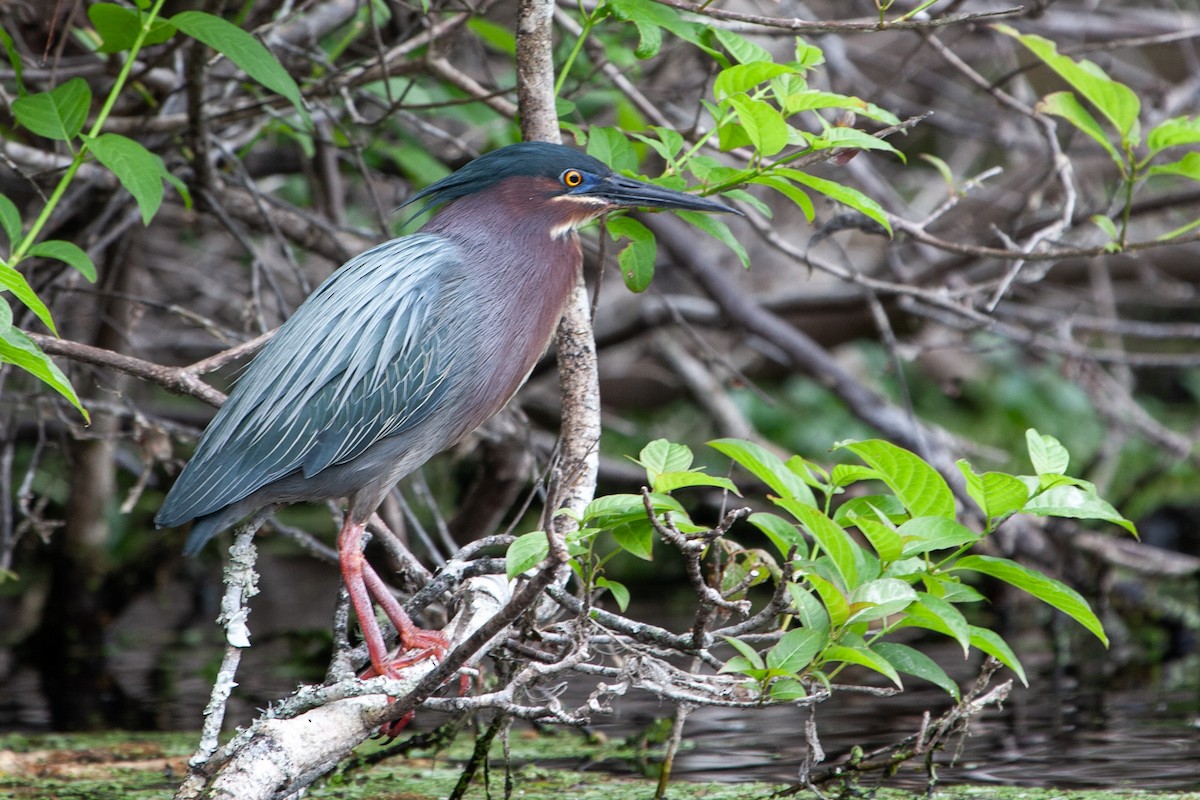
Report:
402,142,737,230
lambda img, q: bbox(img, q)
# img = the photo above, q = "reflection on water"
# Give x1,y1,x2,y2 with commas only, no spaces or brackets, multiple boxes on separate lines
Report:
570,654,1200,790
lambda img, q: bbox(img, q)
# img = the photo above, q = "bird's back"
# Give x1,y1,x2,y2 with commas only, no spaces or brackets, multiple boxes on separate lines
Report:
155,234,469,539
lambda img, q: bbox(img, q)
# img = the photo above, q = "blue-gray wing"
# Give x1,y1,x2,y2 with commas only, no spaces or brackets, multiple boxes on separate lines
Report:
156,234,463,529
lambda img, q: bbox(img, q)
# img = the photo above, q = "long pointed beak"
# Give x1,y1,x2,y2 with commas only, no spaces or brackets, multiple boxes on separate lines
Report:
587,174,741,215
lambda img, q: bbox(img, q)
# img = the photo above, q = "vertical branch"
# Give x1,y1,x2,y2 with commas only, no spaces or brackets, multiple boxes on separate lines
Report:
516,0,601,523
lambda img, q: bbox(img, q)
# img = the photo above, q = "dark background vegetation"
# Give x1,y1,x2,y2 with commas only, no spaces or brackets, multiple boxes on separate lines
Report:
0,0,1196,774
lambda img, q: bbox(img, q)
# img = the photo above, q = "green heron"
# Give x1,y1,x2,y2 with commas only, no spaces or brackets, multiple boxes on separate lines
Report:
156,142,736,680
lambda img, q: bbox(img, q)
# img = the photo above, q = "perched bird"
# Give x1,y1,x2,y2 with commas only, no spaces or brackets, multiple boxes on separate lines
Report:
156,141,736,679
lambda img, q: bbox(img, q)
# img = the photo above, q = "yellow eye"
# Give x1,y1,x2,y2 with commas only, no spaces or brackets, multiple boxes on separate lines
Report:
562,169,584,188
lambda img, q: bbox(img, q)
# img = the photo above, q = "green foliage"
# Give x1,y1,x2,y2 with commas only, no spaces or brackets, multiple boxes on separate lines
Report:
516,431,1134,702
997,25,1200,245
0,0,304,420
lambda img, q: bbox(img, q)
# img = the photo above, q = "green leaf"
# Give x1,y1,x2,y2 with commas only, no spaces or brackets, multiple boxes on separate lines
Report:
1036,91,1122,169
89,3,176,54
11,77,91,141
604,0,702,57
823,639,902,688
873,641,959,699
775,498,858,588
969,625,1027,686
466,17,516,55
709,27,772,65
953,554,1108,646
999,25,1140,143
606,215,656,292
595,577,630,612
726,94,790,157
897,516,980,557
846,513,903,563
846,578,917,624
1,259,57,334
0,24,26,97
1147,115,1200,156
714,62,798,100
776,168,891,234
0,193,22,247
170,11,306,117
586,127,638,174
767,627,824,673
788,583,831,635
506,530,549,578
635,439,693,480
709,438,817,506
768,677,808,700
675,210,750,268
1146,151,1200,182
722,635,765,670
611,521,654,560
1025,429,1069,476
748,175,814,221
83,133,165,225
905,591,971,655
751,511,805,558
27,240,97,282
957,460,1029,526
835,439,955,518
583,491,687,528
1023,484,1138,536
653,471,740,494
806,572,849,628
0,299,88,421
781,90,901,125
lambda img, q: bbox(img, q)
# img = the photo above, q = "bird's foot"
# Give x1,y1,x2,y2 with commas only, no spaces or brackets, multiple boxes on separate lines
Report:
360,628,450,742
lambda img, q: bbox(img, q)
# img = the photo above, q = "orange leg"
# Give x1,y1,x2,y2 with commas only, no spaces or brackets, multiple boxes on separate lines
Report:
336,517,448,680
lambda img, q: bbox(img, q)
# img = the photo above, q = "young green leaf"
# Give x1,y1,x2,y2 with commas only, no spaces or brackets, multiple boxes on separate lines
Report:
27,240,97,282
775,169,891,235
726,94,790,157
873,641,959,699
835,439,955,518
11,77,91,141
845,513,903,563
84,133,166,225
775,498,858,588
675,210,750,268
1,260,58,334
611,521,655,560
1025,429,1070,476
0,300,88,422
846,578,917,624
89,3,176,54
506,530,550,578
606,215,656,292
905,591,971,655
788,583,831,635
587,127,639,174
748,174,814,221
751,511,805,557
999,25,1140,143
969,625,1028,686
953,554,1108,646
1146,115,1200,156
635,438,694,480
957,459,1030,526
806,572,849,628
722,635,765,670
709,27,773,65
0,193,22,247
768,677,808,701
897,516,980,557
595,577,630,612
766,627,824,673
170,11,306,118
709,438,817,506
652,471,740,494
822,639,902,688
1036,91,1122,170
1023,484,1138,536
1146,152,1200,182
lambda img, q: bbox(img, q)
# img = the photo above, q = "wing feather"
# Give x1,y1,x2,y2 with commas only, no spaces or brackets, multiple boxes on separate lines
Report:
156,234,464,528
